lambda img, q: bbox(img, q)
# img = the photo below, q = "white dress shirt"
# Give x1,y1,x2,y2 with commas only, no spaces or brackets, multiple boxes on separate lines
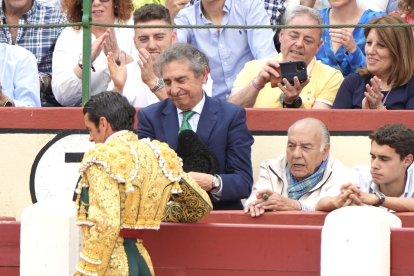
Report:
52,17,137,106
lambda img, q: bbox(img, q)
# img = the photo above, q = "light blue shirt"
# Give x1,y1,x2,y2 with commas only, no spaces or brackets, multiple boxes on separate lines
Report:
0,43,40,107
175,0,277,100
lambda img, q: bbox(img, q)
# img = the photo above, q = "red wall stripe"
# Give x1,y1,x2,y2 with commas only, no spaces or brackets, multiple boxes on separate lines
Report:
1,108,414,131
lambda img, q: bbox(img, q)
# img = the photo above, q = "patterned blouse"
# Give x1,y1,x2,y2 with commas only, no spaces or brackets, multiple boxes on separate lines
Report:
316,8,386,77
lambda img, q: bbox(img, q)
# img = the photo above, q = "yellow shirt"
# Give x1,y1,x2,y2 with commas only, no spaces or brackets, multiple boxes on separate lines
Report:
232,53,344,108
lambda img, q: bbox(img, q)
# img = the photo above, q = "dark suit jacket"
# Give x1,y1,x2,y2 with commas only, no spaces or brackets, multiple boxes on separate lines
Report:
137,96,254,210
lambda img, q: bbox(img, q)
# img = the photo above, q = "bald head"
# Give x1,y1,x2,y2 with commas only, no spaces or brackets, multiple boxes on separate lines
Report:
288,118,330,152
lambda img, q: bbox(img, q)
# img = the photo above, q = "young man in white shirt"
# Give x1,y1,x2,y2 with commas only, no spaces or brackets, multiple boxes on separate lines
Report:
109,4,212,107
316,123,414,212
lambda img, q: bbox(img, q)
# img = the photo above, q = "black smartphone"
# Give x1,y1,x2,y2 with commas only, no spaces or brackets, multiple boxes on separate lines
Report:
270,61,307,88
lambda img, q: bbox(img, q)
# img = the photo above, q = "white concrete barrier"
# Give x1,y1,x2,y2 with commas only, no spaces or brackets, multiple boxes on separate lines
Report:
20,200,81,276
321,206,401,276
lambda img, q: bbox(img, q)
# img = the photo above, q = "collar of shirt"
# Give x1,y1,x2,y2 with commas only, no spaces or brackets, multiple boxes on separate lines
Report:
25,0,37,21
197,0,231,24
370,164,414,198
176,92,206,132
105,130,131,143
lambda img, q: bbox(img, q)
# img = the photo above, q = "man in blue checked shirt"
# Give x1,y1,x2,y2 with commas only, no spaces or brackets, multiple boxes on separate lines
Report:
0,0,66,106
175,0,278,100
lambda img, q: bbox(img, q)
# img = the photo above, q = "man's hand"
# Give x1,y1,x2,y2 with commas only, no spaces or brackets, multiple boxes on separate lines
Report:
0,81,13,107
329,28,357,55
39,75,52,95
254,60,281,89
335,183,363,208
165,0,189,21
244,189,301,217
0,87,8,106
138,48,158,88
277,76,310,104
358,191,381,206
188,172,215,192
107,52,127,93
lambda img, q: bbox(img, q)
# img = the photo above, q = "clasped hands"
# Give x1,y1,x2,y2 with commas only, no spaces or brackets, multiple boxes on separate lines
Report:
256,60,309,104
244,189,301,217
362,76,386,110
330,182,380,209
91,28,122,64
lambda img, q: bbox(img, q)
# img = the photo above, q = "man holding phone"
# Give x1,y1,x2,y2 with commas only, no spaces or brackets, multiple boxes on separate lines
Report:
228,6,343,109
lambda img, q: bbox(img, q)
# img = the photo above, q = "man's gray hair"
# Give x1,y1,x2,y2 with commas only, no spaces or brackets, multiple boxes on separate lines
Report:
287,118,330,152
285,6,324,38
156,43,210,77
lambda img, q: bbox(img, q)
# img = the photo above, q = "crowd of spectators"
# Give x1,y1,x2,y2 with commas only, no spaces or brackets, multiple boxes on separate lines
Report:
4,2,414,272
0,0,414,109
1,0,413,109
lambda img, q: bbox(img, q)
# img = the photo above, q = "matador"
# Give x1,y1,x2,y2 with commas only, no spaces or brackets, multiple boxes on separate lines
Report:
73,91,212,276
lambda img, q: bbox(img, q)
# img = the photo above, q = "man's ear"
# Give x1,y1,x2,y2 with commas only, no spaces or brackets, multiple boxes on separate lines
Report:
322,143,330,161
99,117,108,131
133,34,139,50
171,30,177,44
279,28,285,41
202,65,209,84
403,154,413,169
317,39,323,52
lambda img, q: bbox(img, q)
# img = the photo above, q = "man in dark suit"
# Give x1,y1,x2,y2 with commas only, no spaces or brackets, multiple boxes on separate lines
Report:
137,43,254,210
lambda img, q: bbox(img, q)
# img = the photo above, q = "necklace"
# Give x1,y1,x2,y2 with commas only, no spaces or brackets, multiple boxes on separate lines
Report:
381,85,393,106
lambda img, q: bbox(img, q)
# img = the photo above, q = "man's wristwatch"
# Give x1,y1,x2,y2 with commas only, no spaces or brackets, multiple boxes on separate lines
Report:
39,74,49,93
150,78,164,93
211,175,220,191
280,93,302,108
373,191,386,207
3,97,14,106
115,50,127,66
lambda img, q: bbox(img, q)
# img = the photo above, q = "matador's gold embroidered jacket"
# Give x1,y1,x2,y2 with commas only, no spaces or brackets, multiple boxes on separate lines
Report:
74,132,212,276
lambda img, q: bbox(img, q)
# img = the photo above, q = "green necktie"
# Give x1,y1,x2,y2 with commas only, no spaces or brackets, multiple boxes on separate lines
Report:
178,111,196,134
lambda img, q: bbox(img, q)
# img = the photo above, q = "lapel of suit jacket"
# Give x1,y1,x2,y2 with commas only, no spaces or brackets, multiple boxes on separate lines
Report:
161,100,179,149
197,96,219,144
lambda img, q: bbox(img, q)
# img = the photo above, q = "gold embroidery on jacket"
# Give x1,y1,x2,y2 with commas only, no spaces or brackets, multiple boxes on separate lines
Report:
74,132,213,276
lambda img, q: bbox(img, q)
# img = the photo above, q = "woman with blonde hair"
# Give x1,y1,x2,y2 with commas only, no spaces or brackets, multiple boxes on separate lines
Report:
52,0,136,106
332,14,414,110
